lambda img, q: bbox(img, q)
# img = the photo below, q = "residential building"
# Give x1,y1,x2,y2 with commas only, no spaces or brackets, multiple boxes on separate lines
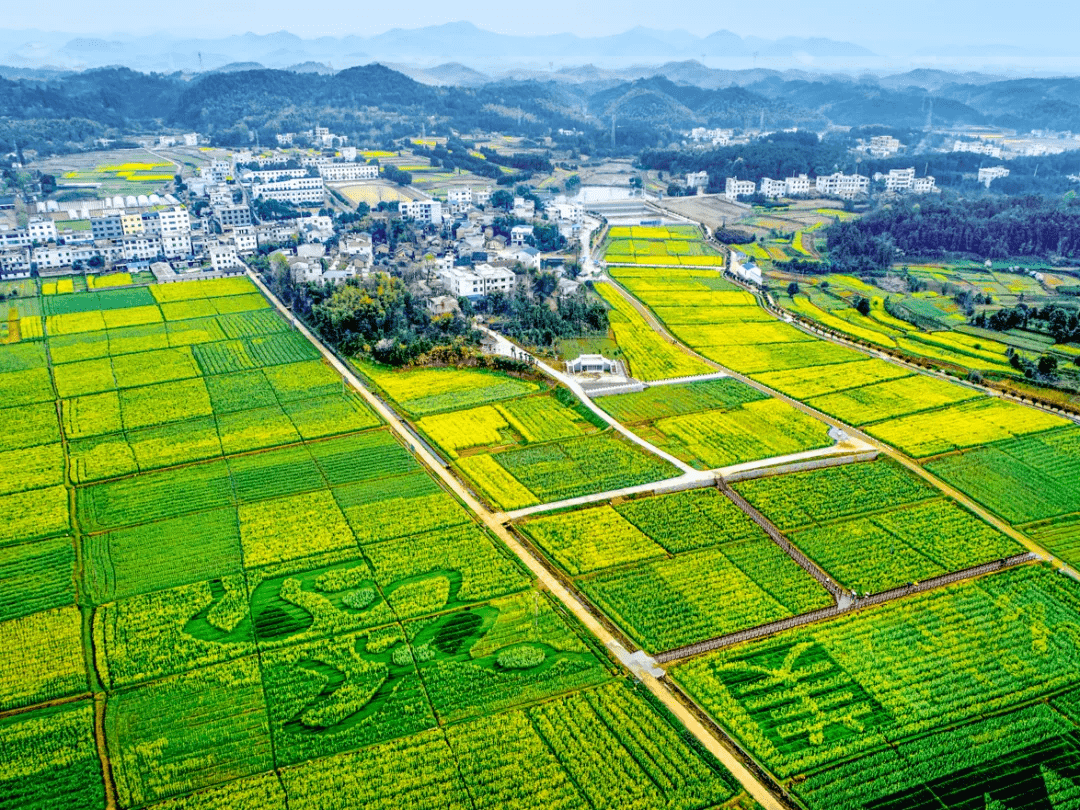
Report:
182,133,198,146
201,160,231,183
0,248,31,277
438,263,515,298
724,177,756,201
121,212,145,235
869,135,902,157
319,163,378,182
815,172,869,199
214,205,252,228
244,167,308,184
252,177,325,205
884,167,916,192
120,235,161,262
27,218,58,243
275,133,294,146
474,187,493,207
158,232,192,258
228,226,258,254
759,178,787,198
912,176,938,194
399,199,443,225
954,140,1003,159
785,174,812,195
448,187,473,214
141,206,190,237
686,171,710,192
978,166,1011,187
510,225,532,247
340,146,358,161
512,197,535,218
546,199,584,223
32,245,77,269
208,244,242,272
91,213,124,241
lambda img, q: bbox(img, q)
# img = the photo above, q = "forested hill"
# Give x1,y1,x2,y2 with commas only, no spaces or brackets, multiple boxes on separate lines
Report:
5,63,1080,157
825,197,1080,273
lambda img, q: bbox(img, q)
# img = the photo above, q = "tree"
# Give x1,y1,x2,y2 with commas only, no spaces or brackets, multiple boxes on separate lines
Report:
855,297,871,316
787,281,800,296
1038,355,1059,376
491,190,513,211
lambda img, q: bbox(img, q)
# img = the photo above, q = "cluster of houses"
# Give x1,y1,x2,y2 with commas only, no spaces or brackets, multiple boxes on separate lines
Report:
721,167,937,201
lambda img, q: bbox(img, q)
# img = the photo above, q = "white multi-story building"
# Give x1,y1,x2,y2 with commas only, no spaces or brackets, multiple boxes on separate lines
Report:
182,133,198,146
400,199,443,225
785,174,812,196
955,140,1003,159
208,244,242,272
27,218,58,244
438,263,515,298
244,167,309,184
252,177,325,205
912,176,938,194
0,248,31,276
815,172,869,199
474,187,493,207
339,146,358,161
510,225,532,247
759,178,787,198
120,235,161,262
228,226,258,254
512,197,535,218
978,166,1011,187
884,167,916,192
201,160,231,183
869,135,902,157
686,171,710,192
546,200,584,223
275,133,294,146
319,163,378,182
724,177,756,201
0,218,59,248
142,206,190,237
448,188,473,214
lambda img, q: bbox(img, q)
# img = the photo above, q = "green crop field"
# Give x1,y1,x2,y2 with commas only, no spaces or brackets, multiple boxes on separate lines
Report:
520,488,833,652
671,565,1080,807
3,274,780,810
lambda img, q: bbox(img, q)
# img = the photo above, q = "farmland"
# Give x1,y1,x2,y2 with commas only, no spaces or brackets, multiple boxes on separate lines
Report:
734,459,1022,594
596,378,833,471
519,488,833,652
0,272,770,810
359,361,681,510
671,565,1080,807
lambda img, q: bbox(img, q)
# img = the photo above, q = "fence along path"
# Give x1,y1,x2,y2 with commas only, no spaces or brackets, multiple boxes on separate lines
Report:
719,482,847,602
655,552,1037,664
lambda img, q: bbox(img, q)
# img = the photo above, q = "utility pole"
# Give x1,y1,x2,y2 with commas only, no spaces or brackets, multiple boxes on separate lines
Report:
611,114,616,148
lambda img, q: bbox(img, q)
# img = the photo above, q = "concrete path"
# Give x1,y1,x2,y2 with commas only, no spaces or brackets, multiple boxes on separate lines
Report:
248,271,786,810
477,325,699,475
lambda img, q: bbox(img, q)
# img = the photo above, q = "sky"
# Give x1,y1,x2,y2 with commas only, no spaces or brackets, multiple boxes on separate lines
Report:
3,0,1077,51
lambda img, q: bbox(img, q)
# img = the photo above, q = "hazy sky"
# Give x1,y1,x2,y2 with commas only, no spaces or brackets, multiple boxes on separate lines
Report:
4,0,1077,50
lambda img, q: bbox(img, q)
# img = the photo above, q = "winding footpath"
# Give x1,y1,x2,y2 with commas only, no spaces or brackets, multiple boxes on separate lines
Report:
246,271,788,810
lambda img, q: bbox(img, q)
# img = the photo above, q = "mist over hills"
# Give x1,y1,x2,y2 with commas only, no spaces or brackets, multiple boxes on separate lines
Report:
0,22,1042,76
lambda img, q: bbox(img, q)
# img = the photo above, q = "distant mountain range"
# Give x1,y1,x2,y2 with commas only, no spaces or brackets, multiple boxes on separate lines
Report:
0,23,883,74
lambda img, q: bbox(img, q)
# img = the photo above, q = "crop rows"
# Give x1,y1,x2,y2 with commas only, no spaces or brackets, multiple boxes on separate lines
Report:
671,565,1080,789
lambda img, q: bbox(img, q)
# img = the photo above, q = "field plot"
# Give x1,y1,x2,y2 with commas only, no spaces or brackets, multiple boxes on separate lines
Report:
357,360,541,416
403,590,608,723
0,701,105,810
478,433,679,508
866,396,1070,458
671,565,1080,804
594,283,714,380
806,373,981,425
599,379,831,471
521,488,832,652
1,271,778,810
755,359,912,400
926,427,1080,525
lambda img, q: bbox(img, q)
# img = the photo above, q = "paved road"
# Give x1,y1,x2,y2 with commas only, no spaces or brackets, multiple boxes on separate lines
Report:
248,271,786,810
